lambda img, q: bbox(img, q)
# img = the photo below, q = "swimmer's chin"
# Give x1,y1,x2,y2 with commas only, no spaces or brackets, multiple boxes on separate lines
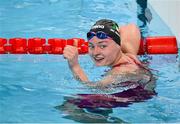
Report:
94,62,108,66
93,59,108,66
95,64,103,66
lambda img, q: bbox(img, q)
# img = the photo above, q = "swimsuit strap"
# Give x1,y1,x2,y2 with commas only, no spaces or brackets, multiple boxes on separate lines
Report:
112,55,138,68
112,61,130,68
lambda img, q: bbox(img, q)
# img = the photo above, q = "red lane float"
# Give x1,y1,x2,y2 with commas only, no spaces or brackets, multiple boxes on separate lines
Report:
0,38,7,54
67,38,88,54
9,38,27,54
28,38,46,54
146,36,178,54
48,38,66,54
137,38,145,55
0,36,178,54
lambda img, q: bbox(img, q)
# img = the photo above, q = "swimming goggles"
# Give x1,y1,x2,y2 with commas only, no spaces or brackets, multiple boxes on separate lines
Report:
87,31,112,41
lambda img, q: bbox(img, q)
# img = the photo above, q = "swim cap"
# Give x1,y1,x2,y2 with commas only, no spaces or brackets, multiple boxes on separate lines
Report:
87,19,121,45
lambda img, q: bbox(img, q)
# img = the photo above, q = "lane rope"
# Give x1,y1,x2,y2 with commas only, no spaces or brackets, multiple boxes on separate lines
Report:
0,36,178,54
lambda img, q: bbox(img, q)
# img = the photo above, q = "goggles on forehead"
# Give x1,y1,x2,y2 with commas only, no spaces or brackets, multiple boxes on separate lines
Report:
87,31,112,41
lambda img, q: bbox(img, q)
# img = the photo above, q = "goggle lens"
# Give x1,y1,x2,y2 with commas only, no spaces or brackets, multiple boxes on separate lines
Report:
87,31,110,41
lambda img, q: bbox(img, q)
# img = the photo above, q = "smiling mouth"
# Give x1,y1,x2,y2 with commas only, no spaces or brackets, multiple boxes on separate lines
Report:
94,57,104,62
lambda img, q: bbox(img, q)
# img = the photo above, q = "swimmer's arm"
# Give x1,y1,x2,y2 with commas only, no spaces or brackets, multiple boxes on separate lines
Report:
82,75,115,88
70,63,114,88
63,44,89,82
69,62,113,87
69,62,89,82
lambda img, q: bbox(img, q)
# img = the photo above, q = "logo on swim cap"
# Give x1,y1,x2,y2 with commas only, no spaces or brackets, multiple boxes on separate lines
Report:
112,24,119,31
110,29,120,37
91,25,104,29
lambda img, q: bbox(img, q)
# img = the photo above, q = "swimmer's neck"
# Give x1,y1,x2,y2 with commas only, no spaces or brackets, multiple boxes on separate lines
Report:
110,53,130,68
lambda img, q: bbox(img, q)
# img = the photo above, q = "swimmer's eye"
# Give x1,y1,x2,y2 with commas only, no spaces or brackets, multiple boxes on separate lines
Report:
88,44,94,49
99,45,107,49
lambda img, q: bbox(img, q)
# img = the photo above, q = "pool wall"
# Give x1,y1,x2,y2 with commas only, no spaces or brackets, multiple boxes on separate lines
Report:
149,0,180,45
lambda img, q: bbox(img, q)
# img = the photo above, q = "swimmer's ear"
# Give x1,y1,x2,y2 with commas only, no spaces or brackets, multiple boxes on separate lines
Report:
73,39,78,47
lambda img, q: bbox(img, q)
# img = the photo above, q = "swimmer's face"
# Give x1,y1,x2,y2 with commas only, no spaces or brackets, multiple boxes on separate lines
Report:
88,36,121,66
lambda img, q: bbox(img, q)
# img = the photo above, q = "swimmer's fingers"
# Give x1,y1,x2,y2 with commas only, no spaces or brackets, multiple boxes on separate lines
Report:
63,49,72,60
63,45,78,61
73,39,78,47
64,45,78,53
63,39,78,59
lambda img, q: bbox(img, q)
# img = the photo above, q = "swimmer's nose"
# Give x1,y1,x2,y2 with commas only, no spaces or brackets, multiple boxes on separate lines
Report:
92,46,101,55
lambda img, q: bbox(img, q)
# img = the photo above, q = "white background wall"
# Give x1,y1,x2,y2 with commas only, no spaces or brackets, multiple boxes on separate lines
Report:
149,0,180,44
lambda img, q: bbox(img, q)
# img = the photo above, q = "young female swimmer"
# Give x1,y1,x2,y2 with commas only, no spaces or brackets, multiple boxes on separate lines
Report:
63,19,152,89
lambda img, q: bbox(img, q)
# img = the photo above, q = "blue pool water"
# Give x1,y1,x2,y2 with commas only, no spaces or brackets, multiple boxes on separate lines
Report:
0,0,180,123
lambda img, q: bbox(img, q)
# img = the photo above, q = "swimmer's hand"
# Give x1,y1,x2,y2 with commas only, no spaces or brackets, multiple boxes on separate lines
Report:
63,40,89,82
63,42,79,67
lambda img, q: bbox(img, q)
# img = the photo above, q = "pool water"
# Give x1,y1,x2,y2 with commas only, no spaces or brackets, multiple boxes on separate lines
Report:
0,0,180,123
